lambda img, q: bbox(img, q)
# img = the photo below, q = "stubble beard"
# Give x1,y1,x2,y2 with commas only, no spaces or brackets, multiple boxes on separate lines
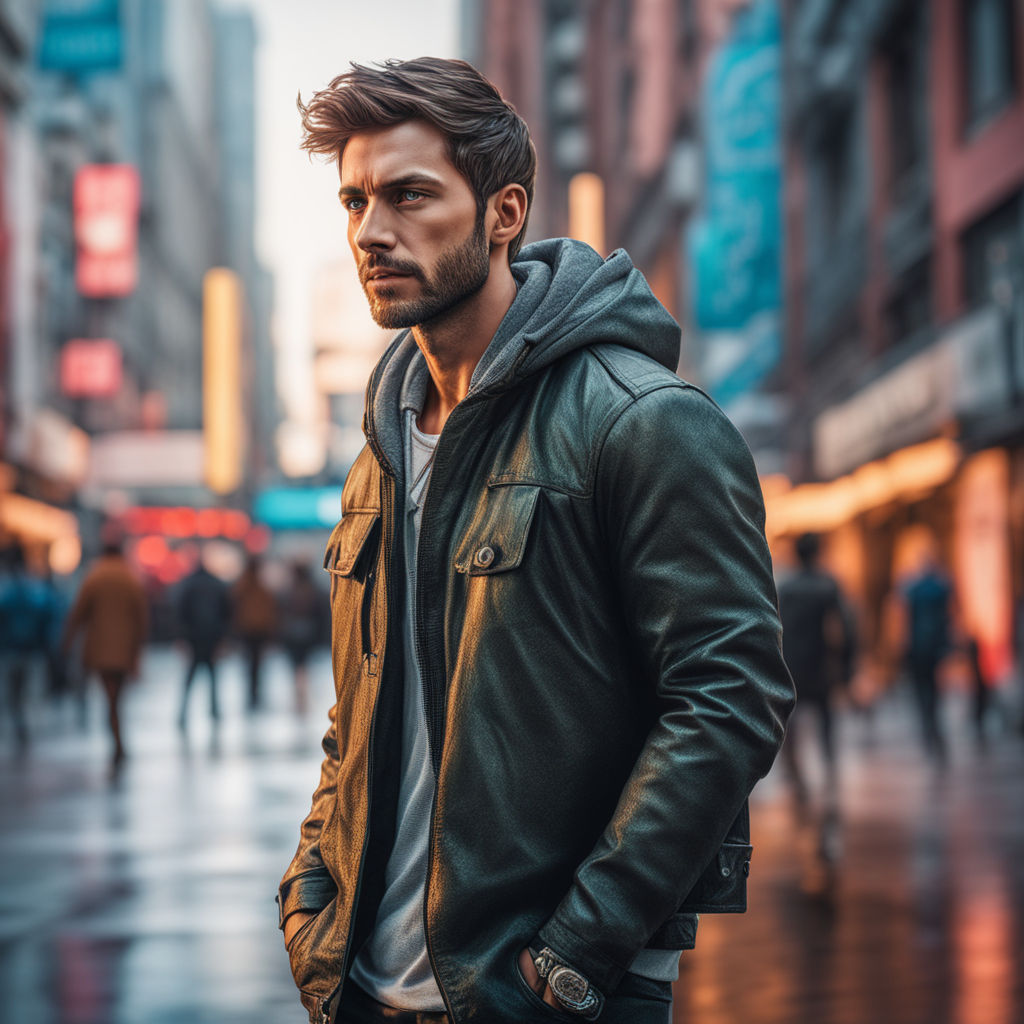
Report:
361,213,491,330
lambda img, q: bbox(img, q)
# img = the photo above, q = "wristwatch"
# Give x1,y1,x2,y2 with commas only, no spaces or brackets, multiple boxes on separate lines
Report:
531,946,604,1019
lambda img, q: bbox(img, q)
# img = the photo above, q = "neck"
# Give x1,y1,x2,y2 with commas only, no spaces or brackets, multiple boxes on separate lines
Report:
412,253,517,434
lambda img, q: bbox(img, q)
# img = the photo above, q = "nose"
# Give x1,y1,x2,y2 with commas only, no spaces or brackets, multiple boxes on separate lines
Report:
353,199,396,253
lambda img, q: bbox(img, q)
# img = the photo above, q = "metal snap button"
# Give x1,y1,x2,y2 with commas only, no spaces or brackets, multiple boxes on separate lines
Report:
474,545,496,568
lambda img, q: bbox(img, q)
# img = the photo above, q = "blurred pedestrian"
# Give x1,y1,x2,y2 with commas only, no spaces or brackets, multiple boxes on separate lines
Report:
176,548,233,730
62,539,148,769
778,533,856,848
231,555,277,710
279,561,327,714
0,542,58,749
902,550,954,765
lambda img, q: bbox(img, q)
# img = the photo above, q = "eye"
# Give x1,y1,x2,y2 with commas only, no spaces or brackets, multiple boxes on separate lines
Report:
342,197,366,213
397,189,425,204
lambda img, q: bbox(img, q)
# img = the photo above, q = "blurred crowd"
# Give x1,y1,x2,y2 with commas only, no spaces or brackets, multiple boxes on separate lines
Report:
0,533,329,771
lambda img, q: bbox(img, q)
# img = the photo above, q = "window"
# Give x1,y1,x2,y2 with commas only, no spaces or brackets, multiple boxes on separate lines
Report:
819,108,853,238
962,0,1019,132
884,3,927,192
962,191,1023,309
884,261,933,347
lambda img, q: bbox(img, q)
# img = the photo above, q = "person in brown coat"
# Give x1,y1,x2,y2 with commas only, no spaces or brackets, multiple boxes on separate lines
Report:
63,539,148,767
231,555,277,710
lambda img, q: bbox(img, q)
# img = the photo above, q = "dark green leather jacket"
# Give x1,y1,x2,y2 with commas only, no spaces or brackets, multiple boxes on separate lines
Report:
278,240,794,1024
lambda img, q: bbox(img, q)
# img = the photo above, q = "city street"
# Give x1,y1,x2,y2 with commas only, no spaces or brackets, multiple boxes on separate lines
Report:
1,648,1023,1024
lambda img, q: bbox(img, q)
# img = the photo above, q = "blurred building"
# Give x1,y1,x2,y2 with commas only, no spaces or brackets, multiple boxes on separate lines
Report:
775,0,1024,684
0,0,278,578
464,0,785,468
309,258,390,481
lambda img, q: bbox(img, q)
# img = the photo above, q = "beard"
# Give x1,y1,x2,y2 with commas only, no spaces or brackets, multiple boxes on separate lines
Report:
359,213,490,329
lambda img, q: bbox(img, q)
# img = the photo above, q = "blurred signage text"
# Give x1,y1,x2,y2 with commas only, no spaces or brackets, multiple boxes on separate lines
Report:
254,487,341,530
117,506,251,540
74,164,140,296
38,0,122,74
814,307,1011,479
86,431,204,488
61,338,122,397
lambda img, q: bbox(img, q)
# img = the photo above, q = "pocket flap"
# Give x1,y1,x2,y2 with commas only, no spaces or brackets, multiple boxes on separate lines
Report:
454,485,540,576
677,842,751,914
323,510,379,577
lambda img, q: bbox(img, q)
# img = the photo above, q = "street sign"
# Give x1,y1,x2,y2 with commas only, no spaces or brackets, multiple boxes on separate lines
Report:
37,0,122,73
60,338,122,397
73,164,140,297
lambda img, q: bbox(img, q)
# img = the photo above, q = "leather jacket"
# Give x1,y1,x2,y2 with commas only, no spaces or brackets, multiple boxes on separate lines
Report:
278,241,795,1023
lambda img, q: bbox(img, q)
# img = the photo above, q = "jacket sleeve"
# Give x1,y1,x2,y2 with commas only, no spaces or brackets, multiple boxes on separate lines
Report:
277,703,342,930
534,385,795,992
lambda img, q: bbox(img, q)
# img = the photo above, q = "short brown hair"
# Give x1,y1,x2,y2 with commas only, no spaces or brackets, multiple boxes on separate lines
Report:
298,57,536,259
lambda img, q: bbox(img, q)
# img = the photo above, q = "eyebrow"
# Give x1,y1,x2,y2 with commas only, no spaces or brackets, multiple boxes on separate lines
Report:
337,173,445,200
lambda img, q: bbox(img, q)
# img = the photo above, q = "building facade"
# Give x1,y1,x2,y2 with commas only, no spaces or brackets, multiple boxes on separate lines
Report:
0,0,276,573
778,0,1024,685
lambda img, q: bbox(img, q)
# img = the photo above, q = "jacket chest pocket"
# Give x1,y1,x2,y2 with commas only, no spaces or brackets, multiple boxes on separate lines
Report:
453,485,540,576
323,509,381,671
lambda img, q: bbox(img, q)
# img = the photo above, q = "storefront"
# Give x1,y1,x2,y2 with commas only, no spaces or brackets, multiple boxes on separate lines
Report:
766,304,1020,689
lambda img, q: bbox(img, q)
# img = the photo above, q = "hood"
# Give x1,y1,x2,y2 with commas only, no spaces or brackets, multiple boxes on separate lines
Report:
364,238,681,470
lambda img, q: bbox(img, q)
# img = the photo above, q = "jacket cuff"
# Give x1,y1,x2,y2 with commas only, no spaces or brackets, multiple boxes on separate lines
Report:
534,916,631,995
276,868,337,929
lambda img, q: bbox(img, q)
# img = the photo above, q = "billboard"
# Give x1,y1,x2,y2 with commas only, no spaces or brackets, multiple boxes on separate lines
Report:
60,338,122,397
689,0,782,407
38,0,122,74
73,164,140,297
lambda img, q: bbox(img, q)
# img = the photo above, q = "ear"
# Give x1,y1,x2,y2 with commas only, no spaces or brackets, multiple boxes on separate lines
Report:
488,184,529,250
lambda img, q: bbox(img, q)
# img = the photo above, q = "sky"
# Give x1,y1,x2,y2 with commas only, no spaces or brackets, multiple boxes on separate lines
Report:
223,0,461,463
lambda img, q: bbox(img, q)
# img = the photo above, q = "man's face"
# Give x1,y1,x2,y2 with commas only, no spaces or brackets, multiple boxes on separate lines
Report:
339,120,491,329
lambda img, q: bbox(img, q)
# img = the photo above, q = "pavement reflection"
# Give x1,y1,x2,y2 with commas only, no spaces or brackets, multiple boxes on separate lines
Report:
1,649,1022,1024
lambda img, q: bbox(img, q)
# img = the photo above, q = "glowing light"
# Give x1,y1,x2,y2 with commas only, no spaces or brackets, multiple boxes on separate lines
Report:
49,535,82,575
135,535,168,568
203,269,245,494
765,439,961,538
568,172,606,256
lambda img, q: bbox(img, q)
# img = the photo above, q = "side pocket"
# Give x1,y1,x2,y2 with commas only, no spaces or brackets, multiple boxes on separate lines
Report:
323,511,380,580
323,511,382,670
676,842,752,914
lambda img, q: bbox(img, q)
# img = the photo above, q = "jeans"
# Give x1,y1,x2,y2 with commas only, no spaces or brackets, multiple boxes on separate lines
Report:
336,971,673,1024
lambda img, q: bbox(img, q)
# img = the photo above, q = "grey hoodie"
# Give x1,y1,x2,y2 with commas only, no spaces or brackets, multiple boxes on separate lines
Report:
364,237,682,476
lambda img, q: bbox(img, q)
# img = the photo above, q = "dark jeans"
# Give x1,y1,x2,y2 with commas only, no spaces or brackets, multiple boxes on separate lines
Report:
179,647,220,724
336,983,448,1023
511,967,673,1024
335,972,673,1024
908,655,947,761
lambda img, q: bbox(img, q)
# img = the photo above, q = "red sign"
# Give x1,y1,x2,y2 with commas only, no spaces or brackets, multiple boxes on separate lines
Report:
73,164,140,297
61,338,122,397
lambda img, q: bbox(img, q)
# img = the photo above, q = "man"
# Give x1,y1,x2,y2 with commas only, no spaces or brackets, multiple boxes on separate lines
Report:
777,533,856,860
231,554,277,710
176,547,233,730
902,546,954,764
0,542,58,749
63,537,148,770
279,58,794,1024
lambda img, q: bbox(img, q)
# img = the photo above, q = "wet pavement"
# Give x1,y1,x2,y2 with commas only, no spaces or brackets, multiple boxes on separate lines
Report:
2,647,1023,1024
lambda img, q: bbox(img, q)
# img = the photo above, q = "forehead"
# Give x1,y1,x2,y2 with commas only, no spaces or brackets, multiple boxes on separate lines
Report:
339,120,460,189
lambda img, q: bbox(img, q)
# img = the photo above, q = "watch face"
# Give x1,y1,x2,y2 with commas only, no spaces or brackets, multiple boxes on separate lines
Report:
549,966,589,1008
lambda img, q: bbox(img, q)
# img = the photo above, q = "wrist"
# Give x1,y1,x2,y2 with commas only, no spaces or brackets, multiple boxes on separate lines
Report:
532,946,604,1020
